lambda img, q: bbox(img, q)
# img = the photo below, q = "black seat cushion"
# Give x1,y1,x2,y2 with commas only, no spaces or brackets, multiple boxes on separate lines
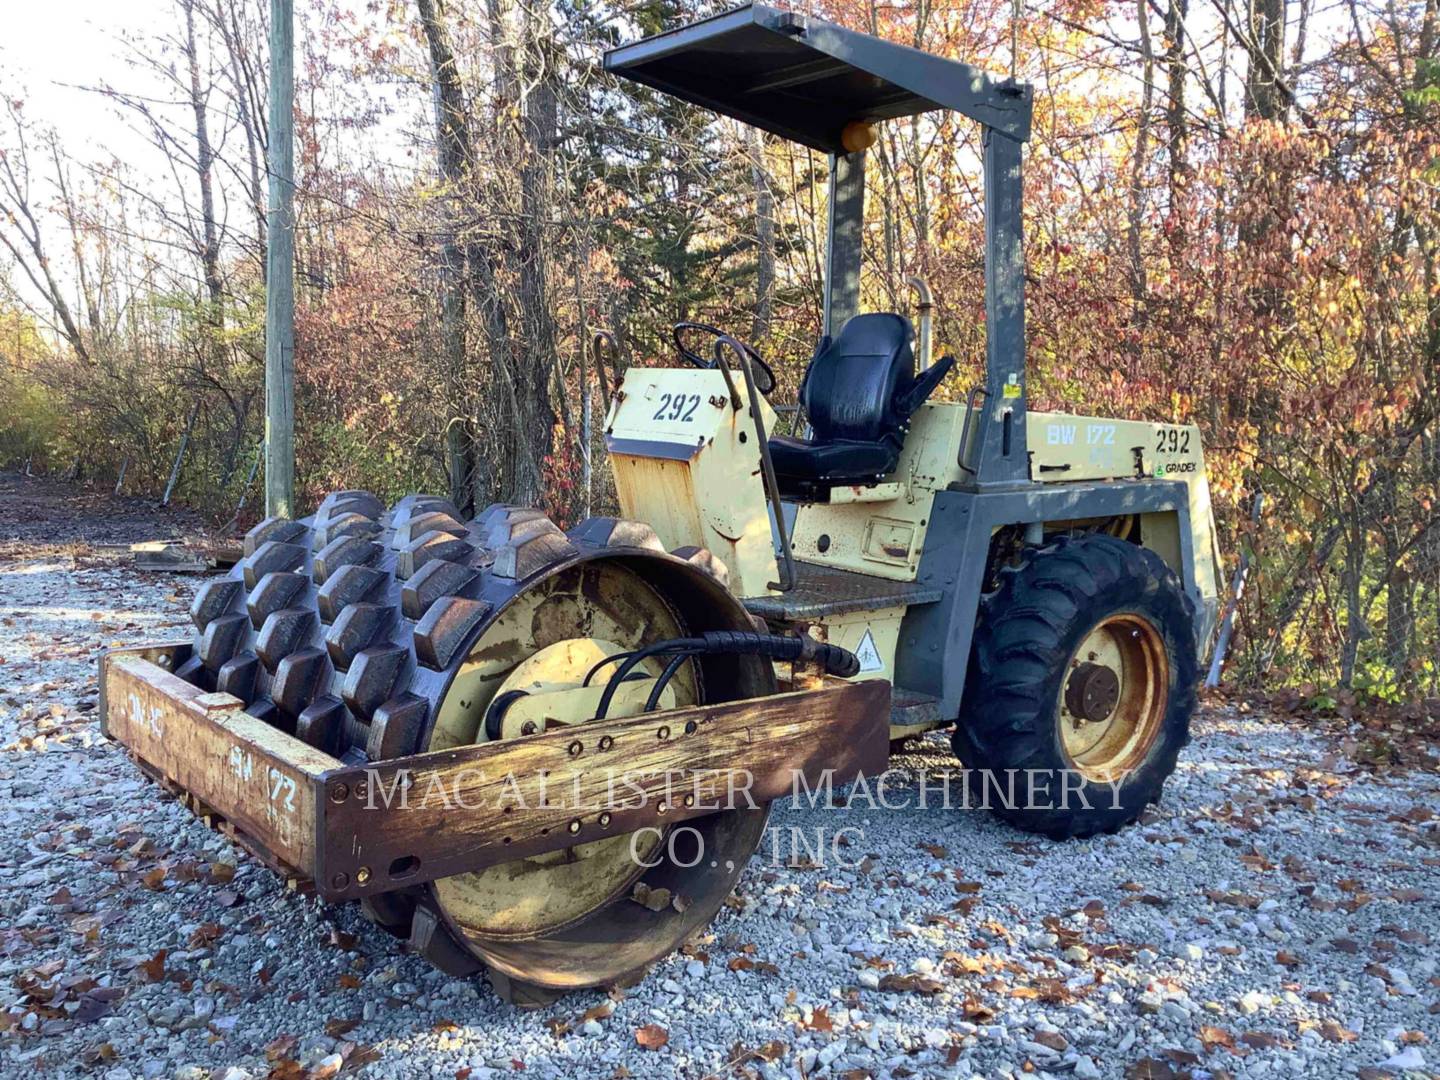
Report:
768,313,952,493
768,435,899,483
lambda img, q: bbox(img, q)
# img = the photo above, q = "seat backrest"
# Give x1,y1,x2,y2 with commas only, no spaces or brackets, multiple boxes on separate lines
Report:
800,313,915,443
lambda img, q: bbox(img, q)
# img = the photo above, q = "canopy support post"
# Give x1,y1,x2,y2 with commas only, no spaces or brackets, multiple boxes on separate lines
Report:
823,150,865,336
973,127,1028,488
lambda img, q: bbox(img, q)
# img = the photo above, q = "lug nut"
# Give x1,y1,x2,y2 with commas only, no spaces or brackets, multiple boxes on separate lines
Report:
356,866,371,885
331,872,349,889
598,735,614,751
599,812,612,827
657,726,670,740
329,783,349,803
568,820,582,834
521,721,538,736
568,740,583,757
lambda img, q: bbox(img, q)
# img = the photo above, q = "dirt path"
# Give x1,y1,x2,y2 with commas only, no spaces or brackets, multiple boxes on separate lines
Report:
0,473,208,552
0,475,1437,1080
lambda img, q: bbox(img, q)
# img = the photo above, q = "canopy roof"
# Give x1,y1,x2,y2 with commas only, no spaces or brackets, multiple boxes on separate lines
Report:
602,3,1032,152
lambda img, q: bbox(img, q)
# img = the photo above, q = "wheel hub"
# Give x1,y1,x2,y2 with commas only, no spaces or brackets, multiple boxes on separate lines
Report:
1064,662,1120,723
1057,613,1170,782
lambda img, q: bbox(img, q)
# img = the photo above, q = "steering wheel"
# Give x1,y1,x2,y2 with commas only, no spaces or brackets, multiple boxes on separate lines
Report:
672,322,777,396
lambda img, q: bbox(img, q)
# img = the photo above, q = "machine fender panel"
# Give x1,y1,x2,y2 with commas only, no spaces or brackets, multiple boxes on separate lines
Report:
896,481,1198,716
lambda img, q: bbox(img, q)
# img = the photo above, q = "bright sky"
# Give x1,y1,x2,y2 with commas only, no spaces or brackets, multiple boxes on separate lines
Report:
0,0,175,163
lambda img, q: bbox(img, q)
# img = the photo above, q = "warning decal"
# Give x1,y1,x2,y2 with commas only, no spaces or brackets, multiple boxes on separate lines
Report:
854,628,884,673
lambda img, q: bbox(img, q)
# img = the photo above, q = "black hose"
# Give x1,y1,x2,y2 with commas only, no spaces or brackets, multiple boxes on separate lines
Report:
583,650,635,687
595,639,705,720
644,652,694,712
593,631,863,721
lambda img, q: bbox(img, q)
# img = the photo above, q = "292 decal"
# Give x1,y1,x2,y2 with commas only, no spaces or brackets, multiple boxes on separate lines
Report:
1154,426,1191,455
652,393,701,422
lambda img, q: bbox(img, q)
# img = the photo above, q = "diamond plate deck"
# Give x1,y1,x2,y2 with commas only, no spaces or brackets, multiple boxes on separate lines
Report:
743,561,942,620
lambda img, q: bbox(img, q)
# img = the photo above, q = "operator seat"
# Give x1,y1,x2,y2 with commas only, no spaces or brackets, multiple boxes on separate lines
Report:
769,313,954,497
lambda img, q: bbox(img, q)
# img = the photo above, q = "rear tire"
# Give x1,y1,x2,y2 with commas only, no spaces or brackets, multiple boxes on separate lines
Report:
953,534,1197,839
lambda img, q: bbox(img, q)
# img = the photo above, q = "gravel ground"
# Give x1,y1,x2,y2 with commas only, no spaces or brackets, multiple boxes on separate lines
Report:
1,477,1438,1080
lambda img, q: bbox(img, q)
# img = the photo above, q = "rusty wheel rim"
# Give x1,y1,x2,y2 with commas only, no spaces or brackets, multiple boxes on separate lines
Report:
429,566,688,941
1058,613,1169,783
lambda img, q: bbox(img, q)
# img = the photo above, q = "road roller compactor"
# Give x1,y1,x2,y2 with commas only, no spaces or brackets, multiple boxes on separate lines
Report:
100,4,1221,1004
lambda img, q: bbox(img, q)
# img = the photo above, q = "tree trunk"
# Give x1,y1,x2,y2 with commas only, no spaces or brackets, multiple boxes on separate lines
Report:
183,0,225,318
415,0,477,514
750,127,775,341
1163,0,1189,242
1339,515,1367,686
1127,0,1155,315
1245,0,1289,121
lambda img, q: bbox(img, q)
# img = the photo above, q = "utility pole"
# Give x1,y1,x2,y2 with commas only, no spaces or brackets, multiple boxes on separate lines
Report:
264,0,296,518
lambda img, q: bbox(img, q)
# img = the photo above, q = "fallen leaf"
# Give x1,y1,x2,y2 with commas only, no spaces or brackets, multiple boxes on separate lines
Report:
756,1040,786,1061
337,973,362,990
1240,1031,1284,1050
962,995,994,1022
635,1024,668,1051
344,1044,382,1068
138,949,167,983
265,1034,299,1061
324,1018,359,1038
877,973,944,994
79,1043,116,1067
1124,1059,1177,1080
1320,1021,1358,1043
72,992,118,1023
1199,1026,1236,1050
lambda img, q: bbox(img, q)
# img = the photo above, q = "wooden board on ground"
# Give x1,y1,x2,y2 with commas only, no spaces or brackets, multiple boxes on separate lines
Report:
130,539,243,573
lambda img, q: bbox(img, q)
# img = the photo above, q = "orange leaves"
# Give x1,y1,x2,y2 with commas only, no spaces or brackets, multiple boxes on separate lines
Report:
635,1024,669,1051
801,1007,834,1032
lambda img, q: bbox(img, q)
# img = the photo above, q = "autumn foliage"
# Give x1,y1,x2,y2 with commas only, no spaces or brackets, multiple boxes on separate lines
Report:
0,0,1437,701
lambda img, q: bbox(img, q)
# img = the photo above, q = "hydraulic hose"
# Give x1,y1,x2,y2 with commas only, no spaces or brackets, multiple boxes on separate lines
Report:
594,631,862,720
